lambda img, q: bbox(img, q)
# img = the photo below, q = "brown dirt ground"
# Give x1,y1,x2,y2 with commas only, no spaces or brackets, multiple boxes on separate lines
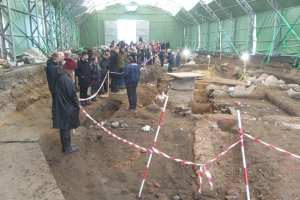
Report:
4,55,300,200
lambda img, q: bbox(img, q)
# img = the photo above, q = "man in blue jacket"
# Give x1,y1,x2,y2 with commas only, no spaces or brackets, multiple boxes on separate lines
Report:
123,56,140,111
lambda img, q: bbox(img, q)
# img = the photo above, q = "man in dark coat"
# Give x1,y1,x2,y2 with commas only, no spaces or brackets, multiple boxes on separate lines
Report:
46,52,59,92
98,52,110,94
109,47,119,93
161,42,166,50
139,36,143,43
158,50,164,67
51,61,80,154
90,57,101,102
166,41,170,49
123,56,140,111
176,51,181,68
167,49,174,73
75,52,92,106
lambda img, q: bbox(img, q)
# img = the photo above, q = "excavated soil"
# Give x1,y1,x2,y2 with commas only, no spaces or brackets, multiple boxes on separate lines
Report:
2,55,300,200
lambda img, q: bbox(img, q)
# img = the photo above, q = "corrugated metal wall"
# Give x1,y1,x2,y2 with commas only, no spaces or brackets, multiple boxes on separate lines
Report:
185,6,300,56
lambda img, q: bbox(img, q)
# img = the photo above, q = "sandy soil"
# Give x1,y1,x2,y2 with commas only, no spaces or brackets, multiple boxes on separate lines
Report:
2,55,300,200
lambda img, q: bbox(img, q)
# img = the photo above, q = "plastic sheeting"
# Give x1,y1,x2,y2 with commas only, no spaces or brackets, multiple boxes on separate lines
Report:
80,6,182,48
186,6,300,56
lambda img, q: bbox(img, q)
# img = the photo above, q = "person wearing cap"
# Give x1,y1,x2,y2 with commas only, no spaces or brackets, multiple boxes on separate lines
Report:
167,49,174,73
51,60,80,154
75,52,92,106
117,46,127,89
123,56,140,111
63,51,78,82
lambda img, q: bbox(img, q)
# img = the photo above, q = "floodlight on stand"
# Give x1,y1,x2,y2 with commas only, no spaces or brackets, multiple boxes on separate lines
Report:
206,54,211,76
239,53,250,82
183,49,190,64
242,53,249,61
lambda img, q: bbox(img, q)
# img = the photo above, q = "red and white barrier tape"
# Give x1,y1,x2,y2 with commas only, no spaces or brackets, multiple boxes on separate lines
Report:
151,139,240,193
140,56,154,74
147,83,156,87
79,102,300,196
237,110,251,200
79,73,108,101
109,71,123,75
243,132,300,159
80,106,152,153
141,56,153,67
138,95,169,197
156,92,167,101
205,140,240,165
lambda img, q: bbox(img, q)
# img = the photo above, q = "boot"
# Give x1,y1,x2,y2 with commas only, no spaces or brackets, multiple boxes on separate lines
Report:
85,100,92,105
92,97,97,102
81,101,86,107
61,129,79,154
60,130,75,152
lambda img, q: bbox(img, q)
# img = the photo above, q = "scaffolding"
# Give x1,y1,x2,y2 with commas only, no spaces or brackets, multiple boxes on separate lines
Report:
0,0,299,63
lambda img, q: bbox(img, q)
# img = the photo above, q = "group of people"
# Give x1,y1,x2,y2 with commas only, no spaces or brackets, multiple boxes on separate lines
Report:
111,38,181,73
45,47,141,155
44,37,183,155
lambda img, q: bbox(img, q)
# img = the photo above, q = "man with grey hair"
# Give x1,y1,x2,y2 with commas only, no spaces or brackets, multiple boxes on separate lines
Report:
64,50,71,58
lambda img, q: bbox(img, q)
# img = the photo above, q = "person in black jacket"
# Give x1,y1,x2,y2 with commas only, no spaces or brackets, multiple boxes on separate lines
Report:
46,52,59,92
176,51,181,68
139,36,143,43
158,50,164,67
75,52,92,106
167,49,174,73
166,41,170,49
90,57,101,102
51,61,80,154
98,52,110,94
123,56,140,111
161,42,166,50
109,47,119,93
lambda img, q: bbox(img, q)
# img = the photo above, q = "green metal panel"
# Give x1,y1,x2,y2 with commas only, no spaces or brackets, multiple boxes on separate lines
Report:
256,12,276,55
247,1,273,13
276,0,300,8
235,16,249,52
279,7,300,55
186,26,198,49
221,19,231,50
80,5,183,48
208,22,217,51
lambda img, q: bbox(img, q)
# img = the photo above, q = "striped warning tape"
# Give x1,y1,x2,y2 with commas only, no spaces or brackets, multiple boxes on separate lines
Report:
79,73,108,101
243,132,300,159
80,106,152,153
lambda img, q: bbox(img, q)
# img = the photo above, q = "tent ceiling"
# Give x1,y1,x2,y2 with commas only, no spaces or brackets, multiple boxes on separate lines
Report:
90,0,202,16
53,0,300,26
